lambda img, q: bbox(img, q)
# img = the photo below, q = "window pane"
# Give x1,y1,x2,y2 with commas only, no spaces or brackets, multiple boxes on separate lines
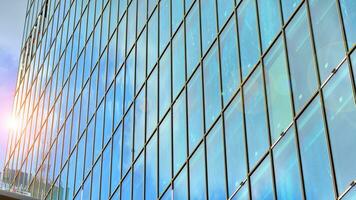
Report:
134,89,145,158
111,125,122,192
224,93,247,196
172,0,184,32
264,37,293,142
101,143,111,200
121,171,132,200
201,0,217,54
251,155,274,200
173,26,185,99
206,120,227,199
217,0,234,30
220,18,240,106
133,154,144,200
91,160,101,200
173,92,187,175
203,43,221,129
285,5,318,113
323,63,356,192
187,69,204,154
127,0,136,50
281,0,301,22
146,133,157,199
189,144,207,200
122,107,133,174
148,10,158,73
186,2,201,78
159,48,171,119
125,50,135,111
160,0,170,55
94,103,104,160
244,66,269,168
137,0,147,33
297,96,335,199
231,183,249,200
309,0,345,82
238,0,260,79
114,68,125,127
159,114,172,195
173,167,188,199
147,68,158,137
258,0,282,51
340,0,356,48
273,126,303,199
104,85,114,145
136,30,146,92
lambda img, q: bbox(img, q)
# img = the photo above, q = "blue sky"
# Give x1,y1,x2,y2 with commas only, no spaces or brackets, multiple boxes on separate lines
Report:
0,0,27,172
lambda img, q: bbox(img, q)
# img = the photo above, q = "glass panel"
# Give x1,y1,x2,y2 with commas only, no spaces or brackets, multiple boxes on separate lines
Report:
104,85,114,145
173,26,185,99
285,5,318,113
147,68,158,137
134,89,145,158
173,92,187,175
94,103,104,160
297,96,335,199
101,143,111,199
111,125,122,192
85,121,94,175
217,0,234,30
159,0,170,54
172,0,184,32
186,2,200,78
159,47,171,120
340,0,356,49
122,107,133,174
159,114,172,195
231,183,249,200
91,160,101,200
173,167,188,199
281,0,301,22
148,10,158,73
121,171,132,200
258,0,282,51
201,0,217,53
250,155,274,200
187,69,204,153
309,0,345,82
114,68,125,127
224,93,247,196
203,43,221,129
125,50,135,111
127,0,137,50
220,18,240,106
238,0,260,79
189,144,207,200
244,66,269,168
273,126,303,199
206,120,227,199
136,30,146,92
323,63,356,192
146,133,158,200
133,154,144,200
264,37,293,142
137,0,147,33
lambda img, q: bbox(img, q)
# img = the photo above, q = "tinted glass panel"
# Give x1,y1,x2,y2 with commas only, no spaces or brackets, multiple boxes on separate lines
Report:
340,0,356,48
251,156,274,200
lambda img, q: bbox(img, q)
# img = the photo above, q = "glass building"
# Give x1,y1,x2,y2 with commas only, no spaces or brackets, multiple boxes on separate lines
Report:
2,0,356,199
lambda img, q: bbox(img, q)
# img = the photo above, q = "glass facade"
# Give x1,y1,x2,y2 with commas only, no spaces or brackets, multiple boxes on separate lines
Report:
2,0,356,199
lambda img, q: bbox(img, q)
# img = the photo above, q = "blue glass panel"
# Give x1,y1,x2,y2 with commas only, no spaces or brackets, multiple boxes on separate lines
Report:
66,150,76,200
133,154,144,200
104,85,114,145
217,0,234,30
201,0,217,53
173,92,187,175
125,50,135,111
258,0,282,51
111,125,122,192
75,134,85,192
94,103,104,160
281,0,301,22
85,121,94,176
146,133,158,200
251,155,274,200
203,43,221,129
264,38,293,142
340,0,356,48
137,0,147,33
172,0,184,32
186,2,200,78
136,29,146,92
121,171,132,200
285,5,318,113
101,143,111,199
244,66,269,168
172,26,185,99
273,126,303,199
134,89,145,158
117,15,126,69
323,63,356,192
309,0,345,82
159,0,170,54
148,10,158,73
238,0,260,79
114,68,125,127
187,69,204,153
224,94,247,196
147,68,158,137
127,0,137,50
122,107,133,174
173,167,188,199
206,120,227,199
231,183,249,200
159,48,171,120
297,96,335,199
91,160,101,200
82,174,91,200
189,144,207,200
159,114,172,195
220,18,240,106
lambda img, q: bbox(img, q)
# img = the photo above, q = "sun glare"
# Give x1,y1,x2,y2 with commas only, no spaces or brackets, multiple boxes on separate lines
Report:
6,115,18,132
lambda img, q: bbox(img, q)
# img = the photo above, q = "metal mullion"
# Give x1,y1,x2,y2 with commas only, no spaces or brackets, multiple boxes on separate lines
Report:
254,0,278,199
305,0,339,197
214,0,229,197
